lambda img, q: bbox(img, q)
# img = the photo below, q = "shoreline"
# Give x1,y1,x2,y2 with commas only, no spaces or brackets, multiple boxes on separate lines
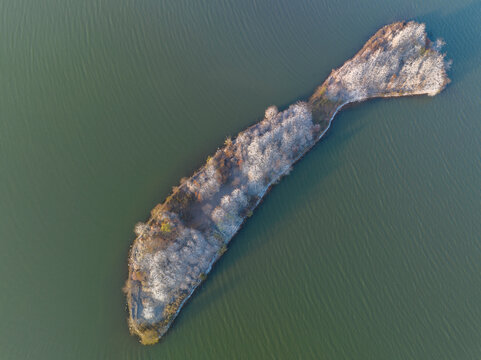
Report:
125,20,449,344
151,100,349,339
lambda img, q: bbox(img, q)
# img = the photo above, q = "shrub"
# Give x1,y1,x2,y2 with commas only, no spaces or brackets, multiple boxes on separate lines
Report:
160,221,172,233
162,293,187,320
139,328,159,345
134,222,149,237
218,244,227,256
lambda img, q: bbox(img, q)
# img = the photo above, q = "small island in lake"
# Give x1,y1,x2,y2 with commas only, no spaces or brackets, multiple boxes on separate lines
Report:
124,21,450,345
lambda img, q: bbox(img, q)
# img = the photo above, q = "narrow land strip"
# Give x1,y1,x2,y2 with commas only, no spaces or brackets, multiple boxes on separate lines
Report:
125,21,449,345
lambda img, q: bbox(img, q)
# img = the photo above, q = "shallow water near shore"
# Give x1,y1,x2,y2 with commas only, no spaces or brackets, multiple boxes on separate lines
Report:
1,0,481,358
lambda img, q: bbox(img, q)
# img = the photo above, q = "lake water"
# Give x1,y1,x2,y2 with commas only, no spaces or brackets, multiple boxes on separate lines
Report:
1,0,480,358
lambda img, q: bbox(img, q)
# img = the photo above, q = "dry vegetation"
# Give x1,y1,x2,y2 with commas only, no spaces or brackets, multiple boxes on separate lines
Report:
126,21,449,344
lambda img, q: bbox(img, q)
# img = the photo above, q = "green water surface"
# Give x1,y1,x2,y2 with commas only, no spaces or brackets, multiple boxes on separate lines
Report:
1,0,480,358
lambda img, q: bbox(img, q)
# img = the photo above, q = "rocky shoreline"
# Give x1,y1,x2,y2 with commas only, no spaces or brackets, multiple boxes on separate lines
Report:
125,21,449,345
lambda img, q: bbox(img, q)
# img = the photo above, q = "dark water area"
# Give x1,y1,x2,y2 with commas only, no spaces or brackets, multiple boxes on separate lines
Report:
0,0,480,358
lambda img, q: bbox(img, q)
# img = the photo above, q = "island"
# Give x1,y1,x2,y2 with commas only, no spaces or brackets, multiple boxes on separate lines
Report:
124,21,450,345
